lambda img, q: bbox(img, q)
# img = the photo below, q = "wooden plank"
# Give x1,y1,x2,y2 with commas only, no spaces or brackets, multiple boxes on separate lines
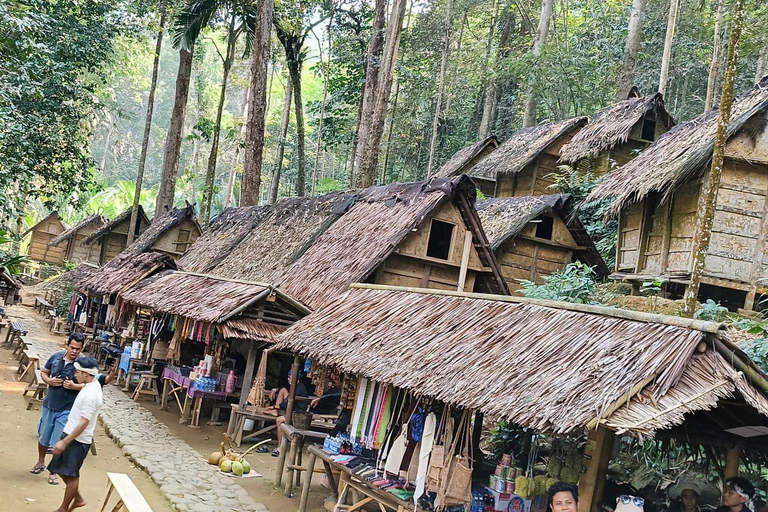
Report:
578,428,613,512
104,472,153,512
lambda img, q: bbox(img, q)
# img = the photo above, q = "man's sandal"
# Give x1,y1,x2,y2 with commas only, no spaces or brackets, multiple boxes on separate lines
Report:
48,474,59,485
29,465,46,474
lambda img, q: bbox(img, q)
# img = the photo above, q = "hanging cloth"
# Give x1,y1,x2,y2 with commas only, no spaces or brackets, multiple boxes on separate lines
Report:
349,377,368,443
375,386,393,448
414,412,436,505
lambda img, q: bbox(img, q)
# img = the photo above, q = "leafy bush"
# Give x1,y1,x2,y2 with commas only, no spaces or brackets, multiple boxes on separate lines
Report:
742,338,768,373
486,421,534,462
694,299,729,322
517,262,597,304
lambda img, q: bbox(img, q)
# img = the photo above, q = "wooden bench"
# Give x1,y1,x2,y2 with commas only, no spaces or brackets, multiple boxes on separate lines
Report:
100,472,153,512
17,349,39,382
35,296,53,315
23,369,47,410
5,321,27,350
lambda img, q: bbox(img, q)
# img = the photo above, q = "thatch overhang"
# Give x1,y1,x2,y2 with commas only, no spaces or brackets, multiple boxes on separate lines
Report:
178,205,271,274
73,251,175,297
276,284,768,441
560,93,675,164
83,206,150,245
125,204,201,255
469,118,588,181
476,194,609,276
274,176,509,309
48,214,107,247
22,211,68,238
434,136,499,178
587,79,768,215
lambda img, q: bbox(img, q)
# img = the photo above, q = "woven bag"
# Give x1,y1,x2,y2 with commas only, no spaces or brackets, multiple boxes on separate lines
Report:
439,410,473,509
427,405,450,490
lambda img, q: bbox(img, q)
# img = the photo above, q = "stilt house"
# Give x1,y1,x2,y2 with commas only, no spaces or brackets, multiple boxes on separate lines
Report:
24,211,68,266
0,271,22,305
124,205,202,259
47,214,107,264
82,206,151,265
476,194,608,290
587,78,768,311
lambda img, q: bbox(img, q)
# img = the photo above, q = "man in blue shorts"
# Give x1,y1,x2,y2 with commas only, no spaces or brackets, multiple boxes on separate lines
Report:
30,332,84,485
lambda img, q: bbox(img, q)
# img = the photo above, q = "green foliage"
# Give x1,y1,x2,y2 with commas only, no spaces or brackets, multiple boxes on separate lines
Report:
486,421,533,462
742,338,768,374
693,299,729,322
517,262,597,304
0,229,28,275
640,278,666,296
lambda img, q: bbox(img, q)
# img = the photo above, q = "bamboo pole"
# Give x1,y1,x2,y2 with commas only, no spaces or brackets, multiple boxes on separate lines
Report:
724,446,741,479
457,231,473,292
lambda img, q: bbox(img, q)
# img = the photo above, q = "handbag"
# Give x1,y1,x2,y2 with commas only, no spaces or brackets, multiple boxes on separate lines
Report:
427,405,450,490
439,410,474,509
384,423,409,475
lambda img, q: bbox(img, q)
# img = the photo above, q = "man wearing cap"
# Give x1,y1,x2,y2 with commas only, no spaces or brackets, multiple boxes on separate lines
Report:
47,355,104,512
718,477,756,512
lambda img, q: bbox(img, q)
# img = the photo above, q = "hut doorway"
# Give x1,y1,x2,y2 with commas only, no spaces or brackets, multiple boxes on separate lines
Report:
697,283,747,312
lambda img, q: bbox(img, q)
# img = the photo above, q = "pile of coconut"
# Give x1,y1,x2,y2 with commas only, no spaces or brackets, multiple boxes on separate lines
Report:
207,439,268,477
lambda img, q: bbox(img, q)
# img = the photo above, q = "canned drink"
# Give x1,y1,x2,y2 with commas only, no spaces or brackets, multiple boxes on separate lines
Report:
500,453,513,466
505,480,516,494
495,465,505,477
493,476,506,493
489,475,497,488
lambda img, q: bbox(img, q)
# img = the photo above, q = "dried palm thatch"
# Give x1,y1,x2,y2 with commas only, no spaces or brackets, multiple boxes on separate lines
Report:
219,318,286,342
560,93,674,164
74,251,175,296
587,79,768,216
275,176,508,309
434,136,499,178
83,206,150,245
22,211,68,238
212,191,357,282
178,205,271,273
275,284,741,434
470,118,587,180
476,194,609,276
125,204,200,255
48,214,107,247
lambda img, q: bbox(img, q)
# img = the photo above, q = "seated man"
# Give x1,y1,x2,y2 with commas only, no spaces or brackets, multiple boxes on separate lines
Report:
269,370,309,457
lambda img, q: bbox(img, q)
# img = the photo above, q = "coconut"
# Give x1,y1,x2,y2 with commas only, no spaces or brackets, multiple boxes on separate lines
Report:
219,459,233,473
241,460,251,474
231,461,244,477
208,452,223,465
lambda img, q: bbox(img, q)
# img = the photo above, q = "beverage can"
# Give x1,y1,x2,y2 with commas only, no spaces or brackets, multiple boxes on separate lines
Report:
505,480,516,493
500,453,513,466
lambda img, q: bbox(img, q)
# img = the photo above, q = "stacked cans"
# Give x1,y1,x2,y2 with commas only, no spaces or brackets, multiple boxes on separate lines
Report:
488,454,519,493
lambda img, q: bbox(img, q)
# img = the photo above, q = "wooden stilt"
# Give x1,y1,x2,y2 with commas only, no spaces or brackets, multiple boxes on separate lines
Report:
578,427,613,512
298,451,317,512
724,446,742,479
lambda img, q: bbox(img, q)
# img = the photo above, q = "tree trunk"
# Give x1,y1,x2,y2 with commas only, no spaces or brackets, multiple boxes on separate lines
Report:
241,0,275,206
755,47,768,84
658,0,681,97
311,15,334,196
225,87,251,208
615,0,647,101
704,0,725,111
381,72,401,184
201,16,238,227
270,79,293,204
275,30,307,197
352,0,387,188
683,0,745,317
426,0,454,176
155,48,193,216
522,0,554,127
129,8,166,244
478,0,499,140
356,0,408,186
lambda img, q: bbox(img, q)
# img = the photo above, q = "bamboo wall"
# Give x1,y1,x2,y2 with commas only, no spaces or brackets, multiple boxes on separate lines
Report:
67,228,102,264
99,217,150,264
151,219,201,256
27,216,67,265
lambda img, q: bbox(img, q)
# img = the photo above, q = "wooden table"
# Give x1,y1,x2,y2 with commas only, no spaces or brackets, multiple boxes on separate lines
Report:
35,296,53,315
160,369,231,427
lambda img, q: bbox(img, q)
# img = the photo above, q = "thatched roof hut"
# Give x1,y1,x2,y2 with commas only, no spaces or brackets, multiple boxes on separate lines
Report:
434,136,499,178
73,251,176,297
274,176,508,309
476,194,608,286
83,206,151,264
49,214,107,248
125,204,201,258
48,214,107,264
178,205,271,274
276,284,768,443
0,270,22,304
24,211,69,266
560,93,674,165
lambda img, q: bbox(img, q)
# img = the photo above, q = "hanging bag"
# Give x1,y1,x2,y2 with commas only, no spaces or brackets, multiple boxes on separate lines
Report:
427,404,450,490
439,410,474,509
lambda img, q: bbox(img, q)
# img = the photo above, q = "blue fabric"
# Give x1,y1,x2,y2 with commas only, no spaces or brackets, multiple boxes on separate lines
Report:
38,406,70,447
119,349,131,373
42,351,78,411
409,407,426,442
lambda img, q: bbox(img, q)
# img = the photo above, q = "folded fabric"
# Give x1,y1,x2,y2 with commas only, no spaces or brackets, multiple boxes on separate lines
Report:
387,488,415,500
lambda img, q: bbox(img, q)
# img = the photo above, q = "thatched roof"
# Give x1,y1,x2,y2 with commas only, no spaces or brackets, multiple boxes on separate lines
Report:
470,118,588,180
125,204,200,255
434,136,499,178
560,93,674,163
22,211,68,237
274,176,508,309
48,214,107,247
211,192,357,282
73,251,175,296
178,205,271,273
588,79,768,215
83,206,150,245
219,318,287,343
276,284,768,438
476,194,609,276
0,270,22,291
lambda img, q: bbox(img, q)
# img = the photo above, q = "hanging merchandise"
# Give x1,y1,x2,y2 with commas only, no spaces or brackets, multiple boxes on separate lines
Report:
383,417,409,475
438,410,473,510
414,411,436,505
349,377,368,443
427,404,450,491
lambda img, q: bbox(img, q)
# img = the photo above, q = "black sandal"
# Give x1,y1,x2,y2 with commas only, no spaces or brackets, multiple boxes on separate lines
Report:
29,465,45,474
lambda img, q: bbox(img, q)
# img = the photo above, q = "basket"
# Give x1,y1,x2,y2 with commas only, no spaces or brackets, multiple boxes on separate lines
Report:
293,411,313,430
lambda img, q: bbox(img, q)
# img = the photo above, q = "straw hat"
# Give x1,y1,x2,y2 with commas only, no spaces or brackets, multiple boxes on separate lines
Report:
668,480,702,500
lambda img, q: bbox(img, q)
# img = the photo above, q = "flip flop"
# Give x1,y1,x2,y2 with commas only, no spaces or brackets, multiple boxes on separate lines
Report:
48,474,59,485
29,465,45,474
271,449,280,457
256,446,269,453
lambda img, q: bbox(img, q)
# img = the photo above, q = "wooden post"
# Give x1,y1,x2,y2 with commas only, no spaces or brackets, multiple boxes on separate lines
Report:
457,230,473,292
161,378,170,411
239,342,259,408
724,446,742,479
298,451,317,512
284,434,300,496
285,355,301,425
579,428,614,512
275,428,291,487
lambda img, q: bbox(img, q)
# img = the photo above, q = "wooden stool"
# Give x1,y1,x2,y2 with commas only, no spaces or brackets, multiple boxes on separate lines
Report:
131,374,159,403
100,472,153,512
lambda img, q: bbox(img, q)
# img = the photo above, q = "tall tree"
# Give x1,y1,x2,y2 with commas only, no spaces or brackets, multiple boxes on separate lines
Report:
426,0,454,176
269,78,293,203
615,0,647,100
658,0,681,97
129,6,166,245
704,0,724,111
224,87,251,208
683,0,745,316
311,14,334,196
522,0,554,127
240,0,275,205
755,47,768,84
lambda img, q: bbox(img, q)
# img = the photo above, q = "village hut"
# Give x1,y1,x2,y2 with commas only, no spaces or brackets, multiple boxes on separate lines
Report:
462,117,588,197
125,204,202,259
178,205,271,274
276,283,768,510
274,176,508,309
47,214,107,264
560,91,675,175
23,211,69,266
433,135,499,180
82,206,151,265
476,194,608,290
587,78,768,311
0,270,22,305
73,251,176,298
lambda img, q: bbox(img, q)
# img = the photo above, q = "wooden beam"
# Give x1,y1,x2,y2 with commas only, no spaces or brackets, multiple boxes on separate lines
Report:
724,447,742,479
457,230,473,292
579,427,613,512
659,199,674,273
239,341,260,408
285,355,301,425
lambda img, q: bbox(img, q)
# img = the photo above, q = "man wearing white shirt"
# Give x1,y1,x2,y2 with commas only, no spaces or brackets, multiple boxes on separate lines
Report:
47,355,103,512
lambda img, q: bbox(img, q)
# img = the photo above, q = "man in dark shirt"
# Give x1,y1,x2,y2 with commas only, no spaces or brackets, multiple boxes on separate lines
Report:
31,333,84,485
717,477,755,512
270,370,309,457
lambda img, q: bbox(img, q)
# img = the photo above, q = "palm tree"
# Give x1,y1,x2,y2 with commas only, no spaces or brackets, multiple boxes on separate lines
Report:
172,0,256,227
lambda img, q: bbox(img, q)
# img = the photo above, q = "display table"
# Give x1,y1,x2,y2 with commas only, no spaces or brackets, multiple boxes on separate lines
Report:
160,368,231,427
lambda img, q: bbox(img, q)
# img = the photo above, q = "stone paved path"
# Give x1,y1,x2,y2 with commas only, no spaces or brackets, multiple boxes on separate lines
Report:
22,313,269,512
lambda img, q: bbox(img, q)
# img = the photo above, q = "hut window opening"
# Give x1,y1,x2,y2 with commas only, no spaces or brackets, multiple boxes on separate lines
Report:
641,112,657,141
534,216,554,240
697,284,747,313
426,219,455,260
